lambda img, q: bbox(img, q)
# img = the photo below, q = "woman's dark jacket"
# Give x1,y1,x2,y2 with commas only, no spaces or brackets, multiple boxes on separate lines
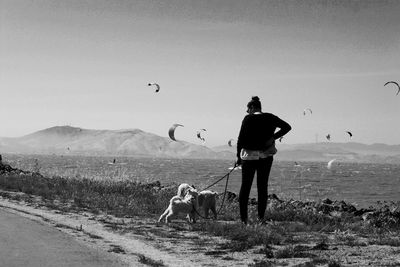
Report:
237,112,291,158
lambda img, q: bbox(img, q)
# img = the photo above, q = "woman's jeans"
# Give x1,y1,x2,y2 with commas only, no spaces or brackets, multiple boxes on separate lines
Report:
239,157,273,223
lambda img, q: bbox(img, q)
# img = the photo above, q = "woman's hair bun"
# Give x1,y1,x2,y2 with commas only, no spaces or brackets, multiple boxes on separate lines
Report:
247,95,262,110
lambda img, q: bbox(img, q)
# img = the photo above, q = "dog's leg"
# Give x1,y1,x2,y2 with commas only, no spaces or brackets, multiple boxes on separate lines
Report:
190,210,196,223
165,210,174,223
211,205,217,220
204,207,209,219
158,207,169,222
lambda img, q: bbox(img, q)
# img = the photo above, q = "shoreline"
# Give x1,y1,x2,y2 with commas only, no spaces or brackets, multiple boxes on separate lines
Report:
2,154,400,209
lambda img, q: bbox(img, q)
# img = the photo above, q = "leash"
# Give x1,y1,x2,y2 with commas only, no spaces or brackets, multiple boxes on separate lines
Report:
215,165,231,215
199,162,238,192
193,162,238,219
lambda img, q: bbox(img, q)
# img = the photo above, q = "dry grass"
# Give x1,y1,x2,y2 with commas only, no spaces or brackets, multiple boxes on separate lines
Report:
0,173,174,216
1,168,400,265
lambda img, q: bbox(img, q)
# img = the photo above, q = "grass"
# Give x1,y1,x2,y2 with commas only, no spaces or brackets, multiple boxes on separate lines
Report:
250,258,340,267
0,173,174,217
369,235,400,247
1,164,400,265
191,221,285,252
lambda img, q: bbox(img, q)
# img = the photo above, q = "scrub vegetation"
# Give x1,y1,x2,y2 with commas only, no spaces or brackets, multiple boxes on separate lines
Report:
1,162,399,266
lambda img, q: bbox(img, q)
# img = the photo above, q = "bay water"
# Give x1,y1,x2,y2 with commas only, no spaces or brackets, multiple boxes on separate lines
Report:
5,155,400,209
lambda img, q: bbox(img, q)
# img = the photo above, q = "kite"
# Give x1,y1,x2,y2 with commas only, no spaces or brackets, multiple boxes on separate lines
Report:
384,81,400,95
327,159,337,169
326,134,331,141
303,108,312,116
168,124,184,141
148,83,160,93
346,131,353,139
196,129,206,142
228,138,235,147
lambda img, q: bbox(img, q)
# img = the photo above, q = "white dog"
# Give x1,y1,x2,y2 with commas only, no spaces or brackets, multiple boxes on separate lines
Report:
158,189,199,223
198,190,219,219
177,183,196,198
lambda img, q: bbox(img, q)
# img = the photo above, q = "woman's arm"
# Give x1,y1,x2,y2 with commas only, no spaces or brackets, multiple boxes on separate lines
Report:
236,117,247,164
273,117,292,141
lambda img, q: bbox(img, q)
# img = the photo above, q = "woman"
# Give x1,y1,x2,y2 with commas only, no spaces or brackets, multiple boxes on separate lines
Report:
236,96,291,224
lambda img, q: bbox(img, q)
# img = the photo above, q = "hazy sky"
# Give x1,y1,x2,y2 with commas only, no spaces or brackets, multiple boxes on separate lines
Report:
1,0,399,146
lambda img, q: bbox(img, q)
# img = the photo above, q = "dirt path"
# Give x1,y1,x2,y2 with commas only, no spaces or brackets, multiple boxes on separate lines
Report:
0,208,127,267
0,196,264,266
1,193,400,267
0,199,202,266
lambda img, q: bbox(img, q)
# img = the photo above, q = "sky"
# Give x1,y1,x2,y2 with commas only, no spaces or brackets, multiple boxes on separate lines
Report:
1,0,399,147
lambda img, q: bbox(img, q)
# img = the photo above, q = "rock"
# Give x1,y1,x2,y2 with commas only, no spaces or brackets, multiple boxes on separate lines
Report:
353,208,374,217
312,243,329,250
225,191,237,201
249,198,257,205
322,198,333,205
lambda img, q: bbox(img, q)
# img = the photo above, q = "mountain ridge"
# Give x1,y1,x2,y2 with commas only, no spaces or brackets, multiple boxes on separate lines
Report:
1,126,399,163
0,126,226,159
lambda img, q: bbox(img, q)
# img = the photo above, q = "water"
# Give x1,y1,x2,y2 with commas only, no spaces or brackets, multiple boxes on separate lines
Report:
4,154,400,209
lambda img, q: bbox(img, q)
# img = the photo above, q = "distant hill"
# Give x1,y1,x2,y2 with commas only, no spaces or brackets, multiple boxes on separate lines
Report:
1,126,399,163
277,142,400,156
212,142,400,164
0,126,232,159
274,142,400,163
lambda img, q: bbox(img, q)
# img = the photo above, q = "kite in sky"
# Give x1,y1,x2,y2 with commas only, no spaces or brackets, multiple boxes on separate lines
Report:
303,108,312,116
168,124,183,141
196,128,206,142
384,81,400,95
148,83,160,93
326,134,331,141
228,138,234,147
